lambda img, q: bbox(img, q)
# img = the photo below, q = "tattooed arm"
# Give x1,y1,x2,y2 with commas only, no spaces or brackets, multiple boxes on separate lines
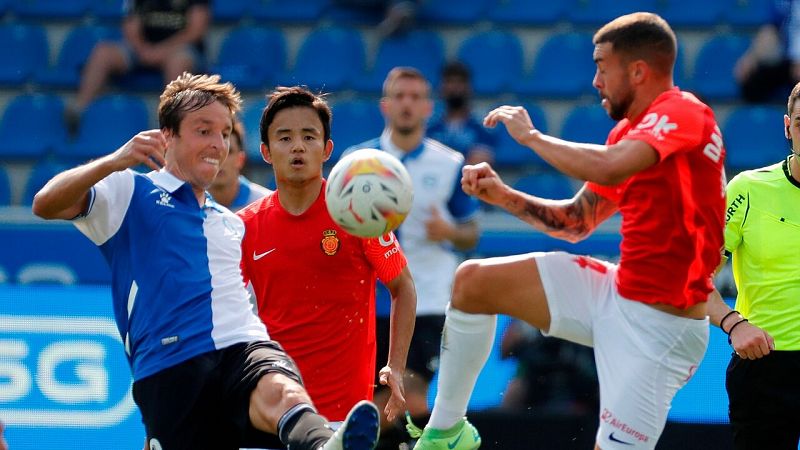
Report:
462,164,618,242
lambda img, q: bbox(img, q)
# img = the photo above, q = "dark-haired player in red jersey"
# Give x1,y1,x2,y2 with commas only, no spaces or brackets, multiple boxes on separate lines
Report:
238,86,417,426
411,12,725,450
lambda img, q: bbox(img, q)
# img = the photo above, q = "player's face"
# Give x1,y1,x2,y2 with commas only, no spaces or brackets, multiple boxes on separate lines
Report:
785,99,800,152
211,132,244,191
382,77,433,135
165,100,232,192
262,106,333,185
593,42,635,121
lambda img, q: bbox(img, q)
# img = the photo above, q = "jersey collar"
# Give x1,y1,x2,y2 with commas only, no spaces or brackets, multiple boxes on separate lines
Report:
147,169,185,193
379,129,425,162
782,156,800,189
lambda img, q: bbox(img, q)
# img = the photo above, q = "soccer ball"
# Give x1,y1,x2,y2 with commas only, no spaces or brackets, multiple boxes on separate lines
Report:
325,148,413,238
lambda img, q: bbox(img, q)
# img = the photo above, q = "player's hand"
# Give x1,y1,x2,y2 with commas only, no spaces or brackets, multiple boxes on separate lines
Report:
109,130,167,172
425,206,453,243
461,162,511,206
483,105,538,147
378,365,406,422
731,321,774,360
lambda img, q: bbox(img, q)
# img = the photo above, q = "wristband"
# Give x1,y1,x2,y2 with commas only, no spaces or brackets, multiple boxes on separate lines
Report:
727,318,749,345
720,310,740,334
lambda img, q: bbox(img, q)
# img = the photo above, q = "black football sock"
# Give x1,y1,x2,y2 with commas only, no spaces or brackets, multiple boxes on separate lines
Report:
277,403,333,449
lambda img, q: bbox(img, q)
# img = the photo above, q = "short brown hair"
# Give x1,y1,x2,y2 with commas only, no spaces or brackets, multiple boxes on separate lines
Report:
259,86,332,147
158,72,242,134
382,66,431,97
593,12,677,76
788,81,800,115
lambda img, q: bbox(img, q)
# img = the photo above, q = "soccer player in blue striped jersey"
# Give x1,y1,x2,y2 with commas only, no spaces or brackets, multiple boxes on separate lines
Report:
32,72,379,450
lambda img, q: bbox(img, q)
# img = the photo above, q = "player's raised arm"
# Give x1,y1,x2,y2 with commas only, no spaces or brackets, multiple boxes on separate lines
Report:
462,163,617,242
32,130,167,220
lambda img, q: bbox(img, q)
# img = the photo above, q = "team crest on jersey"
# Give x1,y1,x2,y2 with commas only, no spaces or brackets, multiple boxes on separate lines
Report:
321,229,340,256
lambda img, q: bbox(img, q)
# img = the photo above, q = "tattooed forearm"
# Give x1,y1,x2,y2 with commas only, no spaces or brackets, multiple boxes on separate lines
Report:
506,187,613,242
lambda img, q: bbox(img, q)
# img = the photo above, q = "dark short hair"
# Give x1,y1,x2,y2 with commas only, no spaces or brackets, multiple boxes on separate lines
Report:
593,12,677,76
382,66,431,97
788,81,800,115
442,61,471,81
158,72,241,134
259,86,332,147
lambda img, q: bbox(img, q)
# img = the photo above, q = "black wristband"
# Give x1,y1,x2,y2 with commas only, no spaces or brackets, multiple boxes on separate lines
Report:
727,318,749,345
721,310,740,334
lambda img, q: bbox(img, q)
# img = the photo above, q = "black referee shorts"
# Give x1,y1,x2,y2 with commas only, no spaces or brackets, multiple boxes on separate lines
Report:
726,350,800,450
133,340,303,450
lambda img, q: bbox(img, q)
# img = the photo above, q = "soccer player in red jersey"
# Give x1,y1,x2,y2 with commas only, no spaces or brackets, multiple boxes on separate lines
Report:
411,13,725,450
238,86,417,425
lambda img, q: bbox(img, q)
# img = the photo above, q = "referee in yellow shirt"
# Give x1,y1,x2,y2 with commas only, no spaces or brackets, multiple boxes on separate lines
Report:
708,82,800,450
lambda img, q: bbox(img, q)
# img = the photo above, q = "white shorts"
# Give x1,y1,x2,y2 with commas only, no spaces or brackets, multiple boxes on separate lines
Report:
534,252,709,450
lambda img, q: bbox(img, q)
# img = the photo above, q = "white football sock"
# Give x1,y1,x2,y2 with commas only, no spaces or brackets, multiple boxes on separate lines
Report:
427,305,497,430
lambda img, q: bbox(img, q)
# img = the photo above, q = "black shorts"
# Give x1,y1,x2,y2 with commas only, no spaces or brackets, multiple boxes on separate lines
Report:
726,350,800,450
375,314,445,384
132,340,303,450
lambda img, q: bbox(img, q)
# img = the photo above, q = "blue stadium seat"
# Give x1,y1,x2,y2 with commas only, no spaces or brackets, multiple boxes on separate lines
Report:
249,0,329,22
88,0,125,20
723,0,772,26
114,68,164,92
57,95,149,162
241,100,268,162
488,0,566,24
330,100,384,163
212,26,287,91
0,166,10,206
723,106,788,171
513,173,577,200
211,0,248,21
418,0,488,23
516,32,595,98
279,27,365,92
23,162,67,205
0,94,66,159
657,0,724,26
0,24,49,86
560,104,617,144
11,0,90,19
691,34,750,101
494,102,549,168
353,30,445,93
457,30,523,95
35,25,120,88
567,0,657,25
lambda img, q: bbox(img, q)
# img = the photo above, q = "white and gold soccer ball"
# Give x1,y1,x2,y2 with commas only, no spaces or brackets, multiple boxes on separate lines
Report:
325,148,413,238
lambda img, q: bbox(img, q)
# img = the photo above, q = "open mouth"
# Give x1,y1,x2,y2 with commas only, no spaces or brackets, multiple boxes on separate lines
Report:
290,156,305,168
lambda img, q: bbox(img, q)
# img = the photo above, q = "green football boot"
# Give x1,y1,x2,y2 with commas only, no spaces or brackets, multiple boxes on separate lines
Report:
406,413,481,450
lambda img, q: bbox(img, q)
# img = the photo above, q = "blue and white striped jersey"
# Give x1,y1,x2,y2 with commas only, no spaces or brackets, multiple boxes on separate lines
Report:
73,169,269,381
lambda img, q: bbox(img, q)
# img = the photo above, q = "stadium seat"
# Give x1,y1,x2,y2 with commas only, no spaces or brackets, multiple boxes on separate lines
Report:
211,0,248,21
329,99,384,163
418,0,489,23
353,30,445,93
723,106,788,172
0,94,67,159
516,32,596,98
35,25,121,88
567,0,657,25
0,166,10,206
11,0,90,19
560,104,617,144
88,0,125,21
23,162,67,205
241,99,268,162
494,102,549,168
656,0,724,26
0,24,49,86
457,30,523,95
488,0,566,24
723,0,772,26
114,68,164,92
212,26,287,91
57,94,149,162
279,27,365,92
691,34,750,101
513,172,577,200
249,0,329,22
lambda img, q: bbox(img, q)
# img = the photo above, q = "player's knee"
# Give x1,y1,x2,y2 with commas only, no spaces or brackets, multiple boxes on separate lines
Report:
451,259,485,311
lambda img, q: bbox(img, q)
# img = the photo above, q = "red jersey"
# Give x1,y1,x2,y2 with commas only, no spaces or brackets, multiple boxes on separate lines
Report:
237,182,407,421
587,88,725,308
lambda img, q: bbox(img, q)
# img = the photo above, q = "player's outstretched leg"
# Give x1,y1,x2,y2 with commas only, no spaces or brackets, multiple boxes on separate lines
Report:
321,400,380,450
411,417,480,450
